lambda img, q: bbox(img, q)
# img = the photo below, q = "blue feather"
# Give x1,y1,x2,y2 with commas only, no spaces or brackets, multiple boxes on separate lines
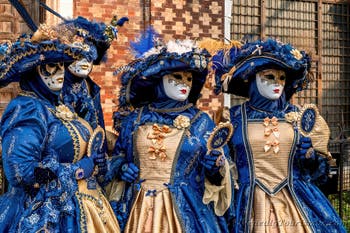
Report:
130,27,160,59
117,17,129,26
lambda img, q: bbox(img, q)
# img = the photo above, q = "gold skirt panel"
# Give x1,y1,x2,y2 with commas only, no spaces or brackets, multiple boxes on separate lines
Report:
124,189,182,233
251,186,311,233
77,179,120,233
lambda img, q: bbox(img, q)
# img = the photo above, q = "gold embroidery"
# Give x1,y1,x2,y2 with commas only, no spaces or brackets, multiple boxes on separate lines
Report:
147,124,172,161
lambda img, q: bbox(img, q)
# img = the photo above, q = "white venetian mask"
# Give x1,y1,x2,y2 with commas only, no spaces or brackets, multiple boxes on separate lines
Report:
37,62,65,91
163,71,193,101
68,58,93,78
256,69,286,100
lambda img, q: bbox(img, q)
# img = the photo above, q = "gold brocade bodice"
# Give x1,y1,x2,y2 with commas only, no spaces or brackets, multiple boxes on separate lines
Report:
247,121,294,193
247,120,311,233
58,111,120,233
136,124,184,191
123,124,185,233
73,118,93,162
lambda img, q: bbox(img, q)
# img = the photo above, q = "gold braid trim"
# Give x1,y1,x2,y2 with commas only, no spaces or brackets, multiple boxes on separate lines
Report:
0,44,83,80
48,108,81,162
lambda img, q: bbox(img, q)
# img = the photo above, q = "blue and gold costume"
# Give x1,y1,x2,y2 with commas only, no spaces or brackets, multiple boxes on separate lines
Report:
60,16,128,130
0,27,119,232
212,38,346,233
105,29,232,233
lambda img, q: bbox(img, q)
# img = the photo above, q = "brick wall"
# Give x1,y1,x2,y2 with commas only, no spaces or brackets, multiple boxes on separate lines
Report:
74,0,225,130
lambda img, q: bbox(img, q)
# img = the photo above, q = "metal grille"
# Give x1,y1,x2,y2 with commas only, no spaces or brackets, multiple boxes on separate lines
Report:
328,140,350,230
322,3,350,139
230,0,350,139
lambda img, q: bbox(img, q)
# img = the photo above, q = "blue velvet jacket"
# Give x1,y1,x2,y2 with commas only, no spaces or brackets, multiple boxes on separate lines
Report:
0,77,93,232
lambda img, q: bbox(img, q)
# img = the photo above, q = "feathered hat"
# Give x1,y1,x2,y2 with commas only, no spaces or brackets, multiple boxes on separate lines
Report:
116,27,210,109
58,16,129,65
212,38,312,100
0,26,94,88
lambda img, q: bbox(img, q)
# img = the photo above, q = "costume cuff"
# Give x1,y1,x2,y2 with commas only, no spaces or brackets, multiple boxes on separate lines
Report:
202,159,232,216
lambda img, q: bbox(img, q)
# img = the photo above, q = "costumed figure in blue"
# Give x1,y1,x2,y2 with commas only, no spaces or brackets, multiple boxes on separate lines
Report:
61,15,128,131
212,38,346,232
59,16,128,180
0,24,120,232
104,28,232,233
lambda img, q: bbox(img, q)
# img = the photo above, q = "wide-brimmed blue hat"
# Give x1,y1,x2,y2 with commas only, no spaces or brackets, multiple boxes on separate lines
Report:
61,16,128,65
212,38,312,100
116,27,210,109
0,30,93,88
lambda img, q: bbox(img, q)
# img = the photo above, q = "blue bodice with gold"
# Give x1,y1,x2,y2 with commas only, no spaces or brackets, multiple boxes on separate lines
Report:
0,91,119,232
229,102,346,233
106,105,230,233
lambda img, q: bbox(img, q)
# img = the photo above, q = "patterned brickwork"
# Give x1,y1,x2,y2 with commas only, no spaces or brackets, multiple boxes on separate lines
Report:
0,1,34,40
0,1,225,129
74,0,142,130
77,1,225,129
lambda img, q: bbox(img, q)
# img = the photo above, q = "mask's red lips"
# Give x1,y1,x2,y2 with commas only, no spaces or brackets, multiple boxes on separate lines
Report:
273,89,280,93
181,89,187,94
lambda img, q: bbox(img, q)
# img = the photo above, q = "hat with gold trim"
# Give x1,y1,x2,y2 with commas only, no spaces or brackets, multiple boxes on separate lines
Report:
212,38,312,100
116,27,210,109
60,16,128,65
0,28,93,88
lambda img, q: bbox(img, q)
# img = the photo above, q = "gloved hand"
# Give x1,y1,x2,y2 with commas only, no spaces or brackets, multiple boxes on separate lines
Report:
296,136,315,159
91,153,107,176
202,150,225,176
34,167,57,185
75,156,95,180
118,162,139,183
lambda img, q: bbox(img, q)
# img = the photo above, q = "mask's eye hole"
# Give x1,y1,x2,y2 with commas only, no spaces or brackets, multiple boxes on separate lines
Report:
173,74,182,80
265,74,275,80
280,75,286,81
187,77,192,82
47,63,57,68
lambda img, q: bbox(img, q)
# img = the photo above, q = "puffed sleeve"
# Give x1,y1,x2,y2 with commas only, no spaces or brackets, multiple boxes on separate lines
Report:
1,97,48,188
203,153,233,216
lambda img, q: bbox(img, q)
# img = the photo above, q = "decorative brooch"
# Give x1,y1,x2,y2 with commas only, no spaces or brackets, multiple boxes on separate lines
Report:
290,48,303,60
55,104,77,121
173,115,190,129
285,111,298,124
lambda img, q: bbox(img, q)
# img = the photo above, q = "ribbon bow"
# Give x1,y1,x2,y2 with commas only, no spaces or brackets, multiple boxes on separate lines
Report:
146,189,157,197
148,145,167,160
252,45,263,55
263,117,280,154
263,116,278,127
264,127,280,138
152,124,172,133
264,139,280,154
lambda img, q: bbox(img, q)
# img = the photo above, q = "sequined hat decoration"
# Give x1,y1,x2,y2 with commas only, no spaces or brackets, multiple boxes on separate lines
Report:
212,38,312,100
0,29,93,88
59,16,129,65
115,27,210,109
